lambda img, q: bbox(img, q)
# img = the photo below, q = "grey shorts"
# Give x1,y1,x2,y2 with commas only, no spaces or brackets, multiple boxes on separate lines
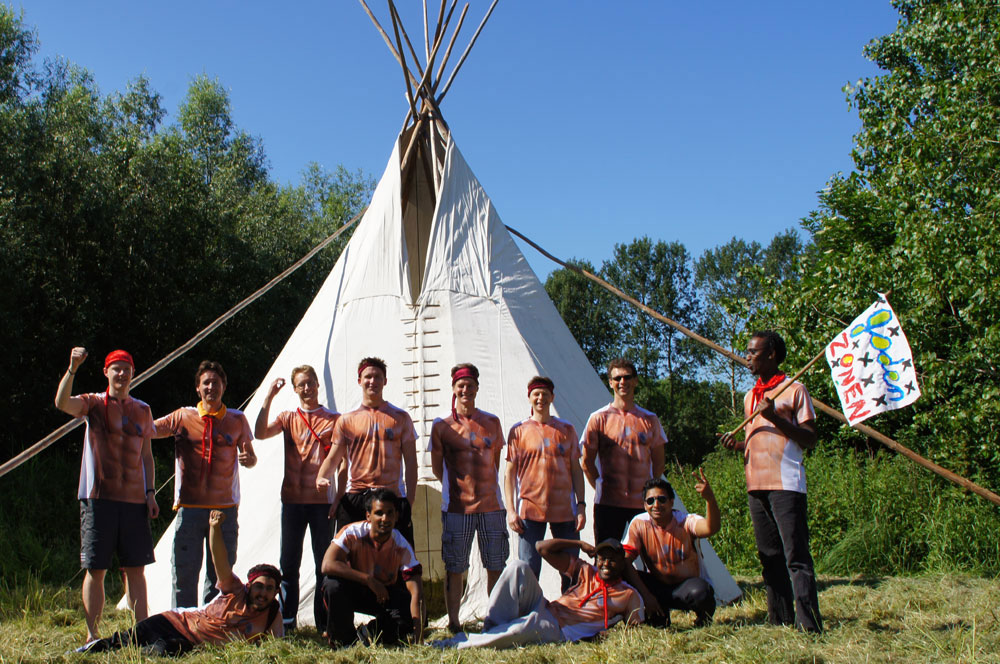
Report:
441,510,509,573
80,499,155,569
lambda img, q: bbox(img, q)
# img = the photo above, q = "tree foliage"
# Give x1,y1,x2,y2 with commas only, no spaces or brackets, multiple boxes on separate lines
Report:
0,5,373,579
762,0,1000,486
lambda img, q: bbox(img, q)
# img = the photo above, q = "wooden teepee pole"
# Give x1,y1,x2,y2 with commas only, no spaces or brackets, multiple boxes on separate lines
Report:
437,0,499,103
507,224,1000,508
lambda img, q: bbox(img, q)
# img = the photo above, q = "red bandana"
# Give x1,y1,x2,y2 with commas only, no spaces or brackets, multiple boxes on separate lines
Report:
451,368,479,420
579,575,612,629
751,373,787,411
104,349,134,369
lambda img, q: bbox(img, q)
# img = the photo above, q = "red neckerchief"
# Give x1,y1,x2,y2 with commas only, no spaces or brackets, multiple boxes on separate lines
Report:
579,574,612,628
296,408,329,455
751,373,787,411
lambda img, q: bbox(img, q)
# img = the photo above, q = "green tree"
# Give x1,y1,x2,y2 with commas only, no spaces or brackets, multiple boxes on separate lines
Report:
543,259,623,372
765,0,1000,485
695,230,803,414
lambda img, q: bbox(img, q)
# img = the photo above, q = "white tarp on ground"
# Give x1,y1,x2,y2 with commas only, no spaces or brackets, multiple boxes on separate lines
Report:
137,134,740,625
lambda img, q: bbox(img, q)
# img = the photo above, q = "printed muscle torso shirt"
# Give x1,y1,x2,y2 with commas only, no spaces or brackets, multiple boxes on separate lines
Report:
331,402,417,497
429,410,504,513
76,393,155,503
332,521,422,586
155,408,252,509
581,404,668,509
742,380,815,493
506,417,580,523
622,510,705,585
163,577,283,644
547,557,644,641
275,407,339,504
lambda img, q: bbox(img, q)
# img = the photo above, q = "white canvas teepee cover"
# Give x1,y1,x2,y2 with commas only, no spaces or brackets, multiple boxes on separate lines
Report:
139,133,740,625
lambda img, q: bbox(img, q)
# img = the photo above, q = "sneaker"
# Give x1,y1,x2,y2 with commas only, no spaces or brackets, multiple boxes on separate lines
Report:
73,639,102,654
356,623,373,646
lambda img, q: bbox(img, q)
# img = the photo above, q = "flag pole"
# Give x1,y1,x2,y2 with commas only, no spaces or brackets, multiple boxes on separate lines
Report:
726,347,828,436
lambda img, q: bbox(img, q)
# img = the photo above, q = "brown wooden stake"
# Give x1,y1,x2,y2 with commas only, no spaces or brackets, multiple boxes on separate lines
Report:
387,1,419,119
726,347,828,436
389,0,427,80
506,224,1000,508
437,0,499,103
423,0,430,61
433,3,469,95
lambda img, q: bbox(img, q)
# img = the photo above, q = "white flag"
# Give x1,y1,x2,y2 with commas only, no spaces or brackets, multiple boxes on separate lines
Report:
825,294,921,425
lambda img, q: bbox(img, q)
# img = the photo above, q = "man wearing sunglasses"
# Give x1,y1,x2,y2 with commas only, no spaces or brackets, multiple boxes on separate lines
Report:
581,358,667,543
620,472,719,627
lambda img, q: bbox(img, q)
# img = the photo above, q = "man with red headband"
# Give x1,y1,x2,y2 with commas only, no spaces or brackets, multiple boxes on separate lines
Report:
153,360,257,609
719,330,822,632
505,376,586,585
316,357,418,545
254,364,342,631
434,538,643,649
581,357,667,543
55,347,158,642
77,509,282,654
429,363,507,632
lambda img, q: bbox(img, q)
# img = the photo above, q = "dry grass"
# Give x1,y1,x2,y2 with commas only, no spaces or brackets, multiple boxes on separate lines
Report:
2,575,998,663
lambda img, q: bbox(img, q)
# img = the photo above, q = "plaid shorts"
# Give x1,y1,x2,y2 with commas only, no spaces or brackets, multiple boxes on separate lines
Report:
441,510,509,573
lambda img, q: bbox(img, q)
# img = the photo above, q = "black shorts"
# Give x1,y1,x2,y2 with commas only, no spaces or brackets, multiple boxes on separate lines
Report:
80,499,155,569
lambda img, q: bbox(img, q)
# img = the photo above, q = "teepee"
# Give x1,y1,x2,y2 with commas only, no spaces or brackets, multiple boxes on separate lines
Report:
139,0,740,624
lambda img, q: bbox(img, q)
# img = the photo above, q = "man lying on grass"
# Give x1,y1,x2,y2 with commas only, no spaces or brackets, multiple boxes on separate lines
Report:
76,510,282,655
621,472,721,627
436,538,644,648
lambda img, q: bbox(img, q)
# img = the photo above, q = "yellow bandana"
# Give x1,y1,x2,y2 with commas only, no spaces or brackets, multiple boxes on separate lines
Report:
197,402,228,420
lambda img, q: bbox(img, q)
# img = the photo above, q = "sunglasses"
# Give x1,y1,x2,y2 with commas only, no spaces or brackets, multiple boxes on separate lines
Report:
610,374,636,382
644,495,671,506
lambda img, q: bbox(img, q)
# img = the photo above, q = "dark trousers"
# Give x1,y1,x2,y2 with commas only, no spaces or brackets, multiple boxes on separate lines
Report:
83,614,193,655
748,490,823,632
322,576,413,647
336,490,414,546
280,502,332,630
593,503,643,544
637,571,715,626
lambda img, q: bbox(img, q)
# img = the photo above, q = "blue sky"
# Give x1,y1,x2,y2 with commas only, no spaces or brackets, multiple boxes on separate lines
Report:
16,1,901,279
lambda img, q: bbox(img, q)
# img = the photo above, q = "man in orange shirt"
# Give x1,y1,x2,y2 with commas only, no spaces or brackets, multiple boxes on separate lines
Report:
316,357,418,545
621,472,720,627
255,364,342,631
435,538,643,648
55,347,159,641
505,376,586,583
720,331,822,632
154,360,257,609
582,358,667,543
429,363,508,632
76,509,282,654
321,488,423,648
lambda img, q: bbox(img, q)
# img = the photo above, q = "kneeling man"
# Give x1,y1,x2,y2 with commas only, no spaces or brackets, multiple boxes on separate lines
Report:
77,510,281,654
438,538,644,649
321,488,423,648
622,471,720,627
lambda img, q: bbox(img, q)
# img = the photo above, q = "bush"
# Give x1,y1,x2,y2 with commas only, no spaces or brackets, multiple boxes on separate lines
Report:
668,447,1000,577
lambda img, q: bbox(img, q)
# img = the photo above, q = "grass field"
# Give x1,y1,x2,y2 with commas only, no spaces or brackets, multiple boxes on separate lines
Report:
2,574,998,663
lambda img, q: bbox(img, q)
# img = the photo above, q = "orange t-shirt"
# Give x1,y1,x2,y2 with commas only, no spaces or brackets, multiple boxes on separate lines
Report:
163,577,282,644
76,393,154,503
581,404,667,509
154,407,252,509
622,511,704,585
332,521,422,586
506,417,580,523
331,402,416,497
547,557,644,641
429,410,504,513
274,407,339,504
742,380,815,493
